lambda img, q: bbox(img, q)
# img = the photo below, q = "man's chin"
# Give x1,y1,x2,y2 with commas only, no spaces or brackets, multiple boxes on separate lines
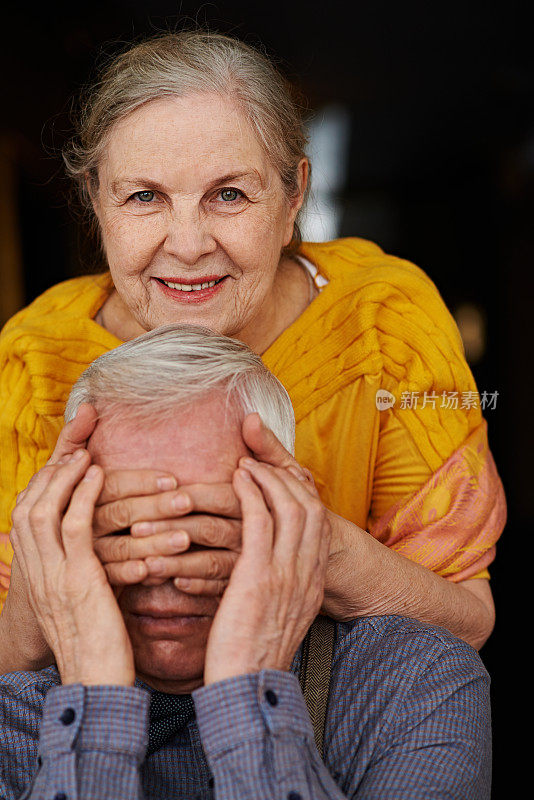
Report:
128,618,211,693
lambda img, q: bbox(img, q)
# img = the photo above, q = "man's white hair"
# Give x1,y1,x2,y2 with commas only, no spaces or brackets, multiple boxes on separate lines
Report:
65,324,295,453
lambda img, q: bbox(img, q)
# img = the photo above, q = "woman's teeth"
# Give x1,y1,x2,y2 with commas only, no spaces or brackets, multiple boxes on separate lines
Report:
160,278,220,291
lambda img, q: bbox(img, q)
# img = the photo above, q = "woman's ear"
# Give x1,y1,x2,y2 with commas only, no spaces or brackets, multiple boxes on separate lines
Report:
293,158,309,213
283,158,309,246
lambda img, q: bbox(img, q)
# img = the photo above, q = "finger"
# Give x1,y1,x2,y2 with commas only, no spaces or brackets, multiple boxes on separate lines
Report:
61,462,105,557
11,459,73,578
265,466,329,557
242,412,299,471
93,489,192,537
286,465,319,495
241,455,317,497
95,530,190,563
14,462,60,511
144,549,238,581
47,404,98,465
28,450,93,559
173,577,228,596
98,470,178,504
131,516,241,551
104,560,149,585
11,453,93,579
232,468,273,561
238,461,307,562
170,482,241,518
126,485,240,535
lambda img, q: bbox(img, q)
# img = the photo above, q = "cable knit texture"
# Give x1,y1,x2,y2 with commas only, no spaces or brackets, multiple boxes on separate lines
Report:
0,239,505,604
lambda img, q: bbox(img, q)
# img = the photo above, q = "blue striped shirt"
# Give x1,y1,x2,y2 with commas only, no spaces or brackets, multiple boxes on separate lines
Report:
0,615,491,799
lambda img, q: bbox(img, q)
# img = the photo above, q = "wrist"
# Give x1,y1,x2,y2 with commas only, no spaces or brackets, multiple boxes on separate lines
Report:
58,644,135,687
322,512,373,620
0,598,51,671
204,651,292,686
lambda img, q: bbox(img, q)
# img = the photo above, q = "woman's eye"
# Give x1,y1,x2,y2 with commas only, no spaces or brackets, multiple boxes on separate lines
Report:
219,188,241,202
134,190,155,202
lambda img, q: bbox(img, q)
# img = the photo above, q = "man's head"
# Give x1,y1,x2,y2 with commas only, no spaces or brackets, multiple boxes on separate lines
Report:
65,324,295,692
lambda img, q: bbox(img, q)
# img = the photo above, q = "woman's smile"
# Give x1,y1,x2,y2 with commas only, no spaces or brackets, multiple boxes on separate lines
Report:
153,274,230,304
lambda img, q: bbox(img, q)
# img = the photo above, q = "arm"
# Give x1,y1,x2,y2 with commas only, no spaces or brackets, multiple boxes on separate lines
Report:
353,638,492,799
195,671,346,800
194,463,491,799
325,512,495,650
196,460,347,800
22,685,148,800
87,414,495,650
0,405,99,673
194,651,491,800
0,403,187,674
5,447,146,799
242,414,496,650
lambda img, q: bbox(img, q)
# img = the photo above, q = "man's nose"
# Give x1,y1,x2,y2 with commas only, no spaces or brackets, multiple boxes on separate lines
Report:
162,205,217,266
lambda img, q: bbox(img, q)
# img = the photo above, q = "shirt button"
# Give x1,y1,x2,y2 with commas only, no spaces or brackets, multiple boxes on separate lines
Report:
59,708,76,725
265,689,278,706
54,793,68,800
288,793,302,800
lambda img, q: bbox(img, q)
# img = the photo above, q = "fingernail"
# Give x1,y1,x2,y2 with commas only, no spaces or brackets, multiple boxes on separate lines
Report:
237,468,252,481
288,466,306,481
147,558,164,575
132,562,146,579
169,532,188,548
83,465,99,481
71,449,85,461
132,522,153,536
172,493,190,511
158,476,177,491
240,457,256,467
175,578,191,589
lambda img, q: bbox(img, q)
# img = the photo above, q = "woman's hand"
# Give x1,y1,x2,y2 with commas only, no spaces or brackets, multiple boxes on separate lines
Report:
93,476,243,595
93,413,316,595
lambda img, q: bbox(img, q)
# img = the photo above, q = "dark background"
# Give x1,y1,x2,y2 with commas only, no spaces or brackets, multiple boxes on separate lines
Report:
2,1,530,794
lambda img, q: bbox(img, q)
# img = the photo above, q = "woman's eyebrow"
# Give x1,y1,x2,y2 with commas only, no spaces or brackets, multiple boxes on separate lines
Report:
110,171,263,196
205,171,264,189
110,178,164,195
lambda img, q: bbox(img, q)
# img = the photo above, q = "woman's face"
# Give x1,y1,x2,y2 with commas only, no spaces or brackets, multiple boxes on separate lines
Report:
93,92,306,346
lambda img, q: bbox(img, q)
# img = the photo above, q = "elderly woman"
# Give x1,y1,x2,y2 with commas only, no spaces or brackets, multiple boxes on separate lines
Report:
0,30,505,670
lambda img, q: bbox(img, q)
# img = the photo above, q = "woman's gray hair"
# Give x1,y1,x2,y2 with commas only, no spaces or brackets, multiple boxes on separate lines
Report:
64,324,295,453
63,29,310,253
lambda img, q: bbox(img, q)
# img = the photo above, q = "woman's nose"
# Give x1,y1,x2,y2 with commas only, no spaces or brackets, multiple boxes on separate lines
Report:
162,207,217,264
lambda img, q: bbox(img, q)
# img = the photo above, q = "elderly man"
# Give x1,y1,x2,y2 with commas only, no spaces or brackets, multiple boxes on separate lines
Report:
0,326,491,799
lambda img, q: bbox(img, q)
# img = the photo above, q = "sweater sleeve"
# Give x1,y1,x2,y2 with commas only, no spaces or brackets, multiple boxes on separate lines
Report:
364,257,505,579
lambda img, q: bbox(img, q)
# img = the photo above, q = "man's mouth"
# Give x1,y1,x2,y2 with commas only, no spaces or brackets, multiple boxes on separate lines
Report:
127,611,212,636
130,609,208,619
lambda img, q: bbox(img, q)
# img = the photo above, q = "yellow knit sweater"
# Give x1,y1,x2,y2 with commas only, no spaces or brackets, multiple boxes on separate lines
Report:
0,238,496,604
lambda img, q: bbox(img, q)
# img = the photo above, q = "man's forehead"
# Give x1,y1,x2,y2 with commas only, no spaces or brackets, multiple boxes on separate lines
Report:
87,397,249,483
